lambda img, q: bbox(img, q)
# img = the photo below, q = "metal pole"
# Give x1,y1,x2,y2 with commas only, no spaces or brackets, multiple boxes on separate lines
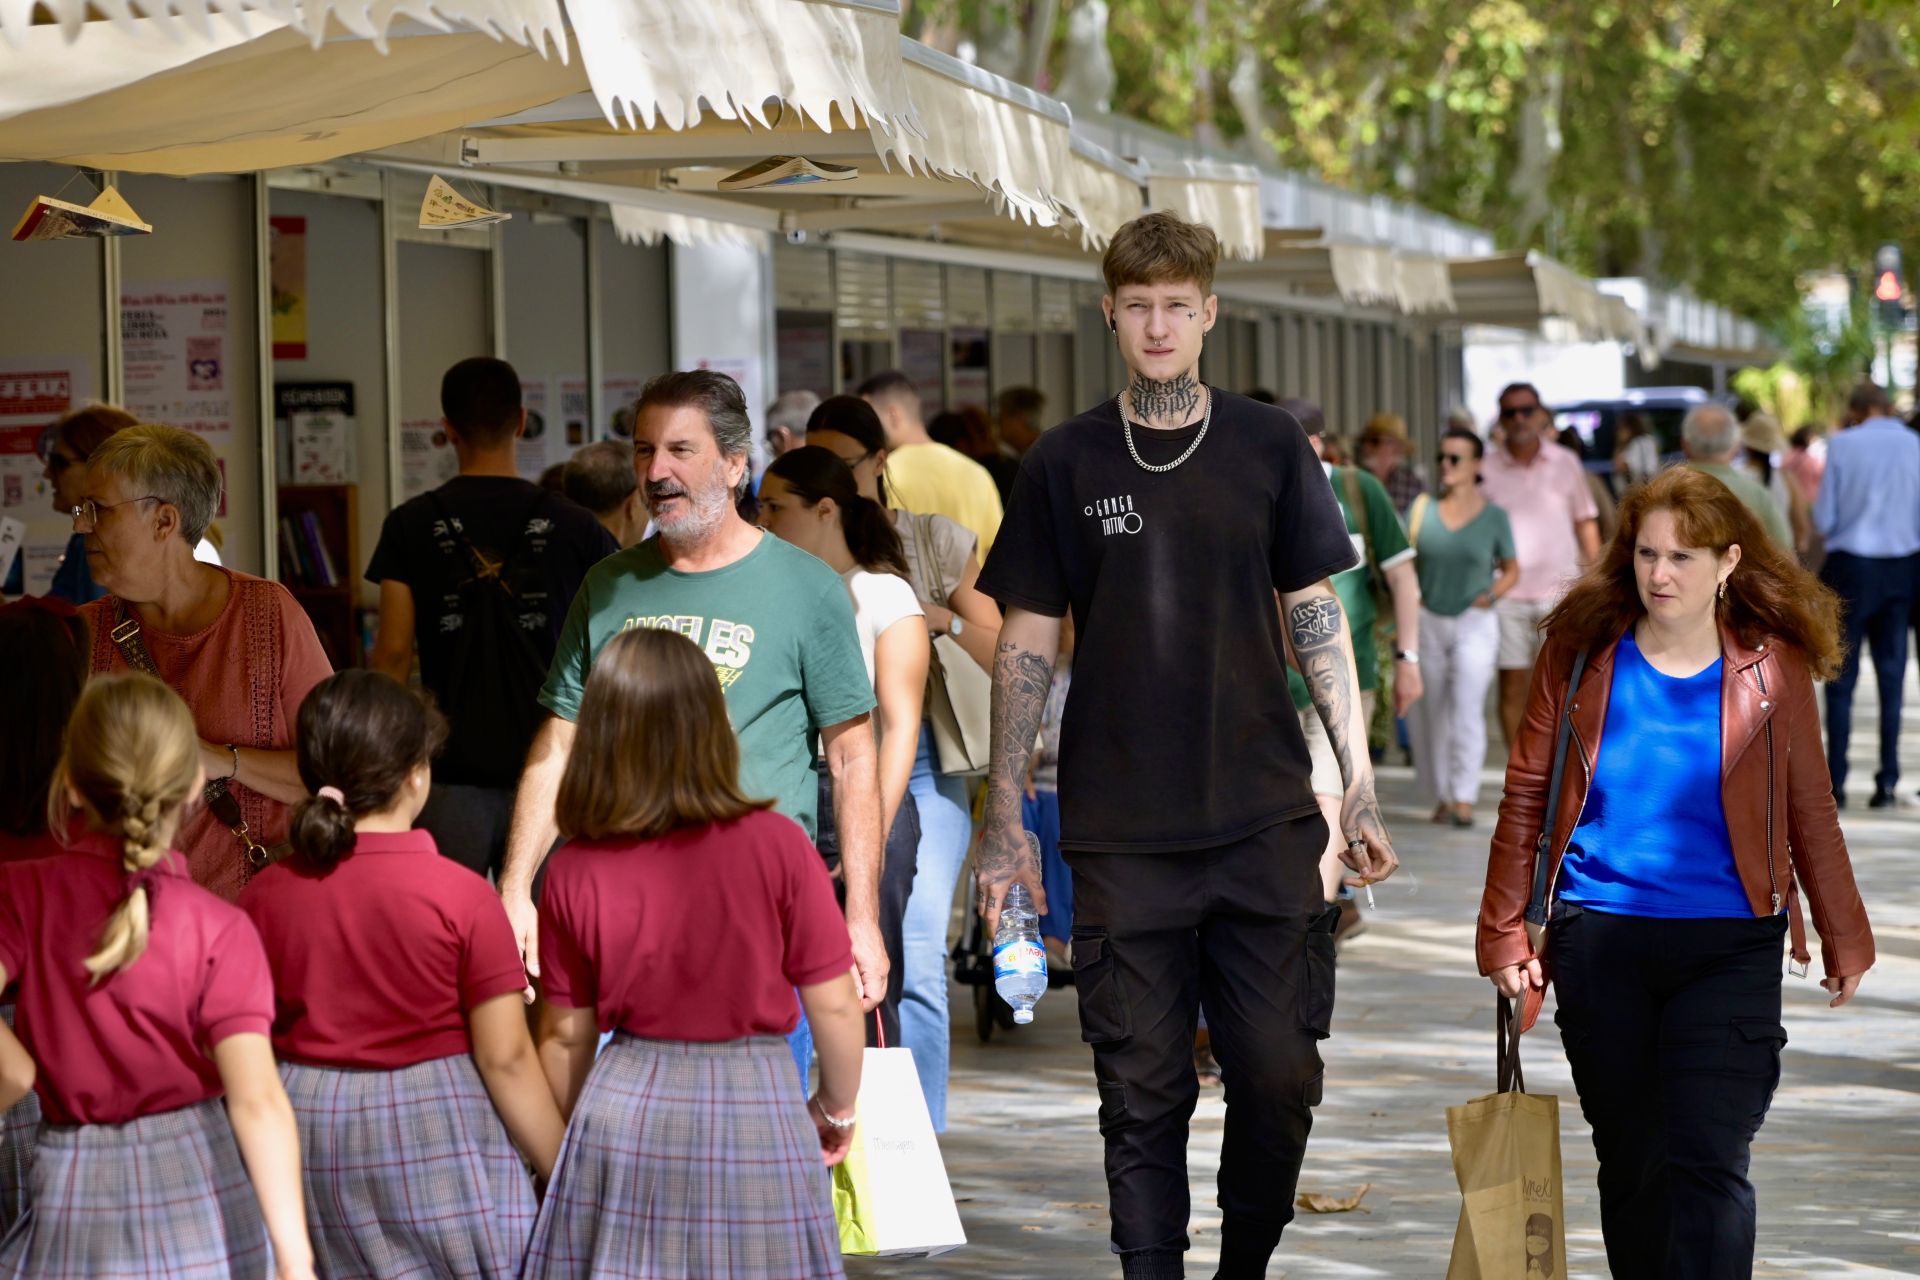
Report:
381,169,404,513
252,174,279,581
101,172,125,404
585,212,605,439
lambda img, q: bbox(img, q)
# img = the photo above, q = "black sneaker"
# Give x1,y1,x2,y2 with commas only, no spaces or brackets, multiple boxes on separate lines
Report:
1870,787,1897,809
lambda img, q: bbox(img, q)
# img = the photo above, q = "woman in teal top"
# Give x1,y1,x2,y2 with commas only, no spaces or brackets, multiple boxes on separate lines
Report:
1407,427,1519,826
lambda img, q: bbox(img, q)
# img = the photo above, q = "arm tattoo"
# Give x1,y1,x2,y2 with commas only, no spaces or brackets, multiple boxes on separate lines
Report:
1289,596,1358,787
1126,372,1202,424
981,640,1053,875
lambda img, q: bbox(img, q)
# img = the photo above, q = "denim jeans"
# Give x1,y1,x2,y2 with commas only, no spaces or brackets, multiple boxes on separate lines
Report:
897,724,974,1132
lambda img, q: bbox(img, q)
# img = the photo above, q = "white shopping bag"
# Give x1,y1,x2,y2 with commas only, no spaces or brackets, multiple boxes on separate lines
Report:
830,1046,967,1257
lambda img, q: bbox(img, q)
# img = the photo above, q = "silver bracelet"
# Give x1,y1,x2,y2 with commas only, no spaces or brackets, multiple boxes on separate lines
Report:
812,1098,857,1130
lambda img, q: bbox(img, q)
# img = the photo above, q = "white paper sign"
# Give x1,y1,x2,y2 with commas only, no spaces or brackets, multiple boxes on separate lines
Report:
121,281,233,445
401,418,458,500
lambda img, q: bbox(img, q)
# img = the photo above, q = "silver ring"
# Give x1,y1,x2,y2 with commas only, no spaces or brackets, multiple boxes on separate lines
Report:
1347,839,1366,848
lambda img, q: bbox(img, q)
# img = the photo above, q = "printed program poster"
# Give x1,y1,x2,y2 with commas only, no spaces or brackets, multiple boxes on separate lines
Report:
516,376,551,481
121,281,234,445
601,374,647,440
269,216,308,360
401,418,458,500
0,358,91,596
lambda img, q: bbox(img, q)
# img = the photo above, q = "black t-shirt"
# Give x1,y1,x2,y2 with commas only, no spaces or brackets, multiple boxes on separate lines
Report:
977,391,1357,852
366,476,617,778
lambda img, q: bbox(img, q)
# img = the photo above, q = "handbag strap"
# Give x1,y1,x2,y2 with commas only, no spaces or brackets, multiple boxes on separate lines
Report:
1496,996,1526,1094
1522,647,1589,931
907,512,953,605
108,599,283,870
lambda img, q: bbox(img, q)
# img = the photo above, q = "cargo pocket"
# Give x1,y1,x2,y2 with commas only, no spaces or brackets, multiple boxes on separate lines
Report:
1071,928,1132,1045
1721,1019,1788,1135
1298,904,1339,1040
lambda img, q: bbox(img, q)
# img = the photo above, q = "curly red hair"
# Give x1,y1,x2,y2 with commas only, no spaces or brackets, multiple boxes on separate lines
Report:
1541,467,1844,678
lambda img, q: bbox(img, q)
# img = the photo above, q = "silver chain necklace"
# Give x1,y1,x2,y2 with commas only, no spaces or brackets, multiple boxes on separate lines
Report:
1118,385,1212,474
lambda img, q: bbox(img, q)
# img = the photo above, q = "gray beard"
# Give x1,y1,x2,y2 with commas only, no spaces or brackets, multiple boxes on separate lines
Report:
648,481,733,547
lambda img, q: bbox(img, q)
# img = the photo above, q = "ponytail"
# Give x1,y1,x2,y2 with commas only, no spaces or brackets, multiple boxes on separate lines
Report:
765,444,911,578
56,675,199,980
291,671,446,868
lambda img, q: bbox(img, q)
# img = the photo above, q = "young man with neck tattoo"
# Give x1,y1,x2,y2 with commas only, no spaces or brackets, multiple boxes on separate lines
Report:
975,211,1400,1280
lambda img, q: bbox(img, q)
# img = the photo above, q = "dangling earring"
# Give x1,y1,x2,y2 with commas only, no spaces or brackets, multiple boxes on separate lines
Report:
1716,578,1728,603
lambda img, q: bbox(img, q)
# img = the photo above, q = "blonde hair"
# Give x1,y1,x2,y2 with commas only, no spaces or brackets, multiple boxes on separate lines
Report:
51,675,201,979
87,424,221,545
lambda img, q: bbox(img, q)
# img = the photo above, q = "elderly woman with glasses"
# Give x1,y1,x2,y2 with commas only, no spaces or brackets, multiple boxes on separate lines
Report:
39,405,223,603
1404,426,1519,826
72,423,331,900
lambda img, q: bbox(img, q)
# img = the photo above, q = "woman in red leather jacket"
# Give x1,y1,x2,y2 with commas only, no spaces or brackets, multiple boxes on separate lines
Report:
1478,466,1873,1279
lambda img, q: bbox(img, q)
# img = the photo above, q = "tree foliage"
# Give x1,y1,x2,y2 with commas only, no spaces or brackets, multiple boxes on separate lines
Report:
908,0,1920,330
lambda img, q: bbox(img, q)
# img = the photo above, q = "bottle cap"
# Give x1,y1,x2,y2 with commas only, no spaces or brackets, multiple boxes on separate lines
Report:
1013,1008,1034,1025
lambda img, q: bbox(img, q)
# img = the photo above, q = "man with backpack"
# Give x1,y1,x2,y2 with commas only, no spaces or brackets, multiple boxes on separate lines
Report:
367,357,618,876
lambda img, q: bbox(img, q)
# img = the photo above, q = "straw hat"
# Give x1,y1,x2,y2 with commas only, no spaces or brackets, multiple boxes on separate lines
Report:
1740,412,1786,454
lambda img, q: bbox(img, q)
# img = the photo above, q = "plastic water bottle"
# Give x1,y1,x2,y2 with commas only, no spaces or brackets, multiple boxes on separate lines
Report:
993,881,1048,1025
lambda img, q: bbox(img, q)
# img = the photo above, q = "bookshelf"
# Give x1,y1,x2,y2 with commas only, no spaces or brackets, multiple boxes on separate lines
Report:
276,484,361,669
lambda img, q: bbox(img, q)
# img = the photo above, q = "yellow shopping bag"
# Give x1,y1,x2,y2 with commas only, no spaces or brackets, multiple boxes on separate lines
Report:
1445,998,1567,1280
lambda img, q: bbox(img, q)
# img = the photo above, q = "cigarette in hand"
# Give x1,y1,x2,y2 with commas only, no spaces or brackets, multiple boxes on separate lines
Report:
1363,880,1376,909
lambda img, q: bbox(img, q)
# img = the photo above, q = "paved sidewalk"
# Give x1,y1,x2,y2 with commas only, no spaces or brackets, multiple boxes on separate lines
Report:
852,669,1920,1279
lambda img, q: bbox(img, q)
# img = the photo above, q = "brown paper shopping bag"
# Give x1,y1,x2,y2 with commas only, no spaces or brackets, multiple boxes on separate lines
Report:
1445,998,1567,1280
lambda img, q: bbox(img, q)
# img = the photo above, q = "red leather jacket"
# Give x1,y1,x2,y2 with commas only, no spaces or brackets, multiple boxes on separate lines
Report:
1478,622,1874,981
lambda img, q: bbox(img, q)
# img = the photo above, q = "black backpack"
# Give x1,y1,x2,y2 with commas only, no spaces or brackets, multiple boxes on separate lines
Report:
424,490,552,787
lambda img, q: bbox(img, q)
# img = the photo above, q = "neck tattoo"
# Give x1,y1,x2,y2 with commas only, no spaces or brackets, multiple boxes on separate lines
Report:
1126,374,1201,426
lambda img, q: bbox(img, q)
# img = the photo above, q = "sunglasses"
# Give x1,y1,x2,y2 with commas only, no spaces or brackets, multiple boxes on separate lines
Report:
1437,452,1476,466
1498,404,1542,420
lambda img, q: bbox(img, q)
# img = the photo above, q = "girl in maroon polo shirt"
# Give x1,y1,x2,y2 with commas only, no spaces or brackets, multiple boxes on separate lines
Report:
0,674,315,1280
241,670,564,1280
523,627,865,1280
0,597,90,1234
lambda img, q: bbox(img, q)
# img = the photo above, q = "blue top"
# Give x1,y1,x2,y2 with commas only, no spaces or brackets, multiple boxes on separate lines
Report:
1813,417,1920,558
46,532,107,604
1557,630,1750,919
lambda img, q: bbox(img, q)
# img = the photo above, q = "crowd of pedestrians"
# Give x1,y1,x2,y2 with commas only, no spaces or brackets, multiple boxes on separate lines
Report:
0,205,1896,1280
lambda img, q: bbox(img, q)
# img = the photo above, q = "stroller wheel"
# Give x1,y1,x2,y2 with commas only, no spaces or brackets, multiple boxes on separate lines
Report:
973,982,996,1042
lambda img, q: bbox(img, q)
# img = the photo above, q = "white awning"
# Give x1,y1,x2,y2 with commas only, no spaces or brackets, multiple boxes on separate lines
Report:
1449,251,1625,340
1144,159,1263,261
1393,254,1457,315
1057,135,1144,251
609,203,768,249
1220,241,1397,306
0,13,287,123
0,0,566,52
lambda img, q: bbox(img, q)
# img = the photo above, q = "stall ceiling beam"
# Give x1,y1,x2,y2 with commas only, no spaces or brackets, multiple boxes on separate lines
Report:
781,200,1004,233
461,128,879,167
371,158,784,231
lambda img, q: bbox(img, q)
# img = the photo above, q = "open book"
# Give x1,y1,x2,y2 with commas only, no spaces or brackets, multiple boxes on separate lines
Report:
419,176,511,230
12,186,152,241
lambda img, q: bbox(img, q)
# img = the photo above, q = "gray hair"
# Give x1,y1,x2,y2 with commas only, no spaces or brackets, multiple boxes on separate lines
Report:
1681,404,1738,459
562,441,637,516
87,424,219,544
765,390,820,438
637,370,754,497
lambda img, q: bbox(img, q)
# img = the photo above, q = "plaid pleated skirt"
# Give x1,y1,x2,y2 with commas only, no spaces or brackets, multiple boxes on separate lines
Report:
281,1053,537,1280
522,1033,844,1280
0,1005,36,1237
0,1097,269,1279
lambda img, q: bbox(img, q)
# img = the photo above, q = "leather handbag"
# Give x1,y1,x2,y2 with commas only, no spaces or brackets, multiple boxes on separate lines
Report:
1517,647,1587,1033
108,600,291,869
907,514,990,777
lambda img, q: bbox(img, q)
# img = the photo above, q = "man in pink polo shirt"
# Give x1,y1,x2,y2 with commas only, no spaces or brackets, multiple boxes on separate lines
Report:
1477,381,1601,749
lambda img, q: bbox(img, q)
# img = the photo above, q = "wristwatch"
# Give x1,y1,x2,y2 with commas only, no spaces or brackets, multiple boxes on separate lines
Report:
1394,649,1419,665
947,615,965,639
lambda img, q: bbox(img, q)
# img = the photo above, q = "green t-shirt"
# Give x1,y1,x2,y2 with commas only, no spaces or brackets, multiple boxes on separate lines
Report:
1288,465,1412,709
539,534,876,839
1409,496,1516,617
1686,462,1792,549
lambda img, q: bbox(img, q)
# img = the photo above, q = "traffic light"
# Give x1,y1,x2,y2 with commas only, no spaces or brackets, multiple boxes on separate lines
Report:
1874,244,1907,329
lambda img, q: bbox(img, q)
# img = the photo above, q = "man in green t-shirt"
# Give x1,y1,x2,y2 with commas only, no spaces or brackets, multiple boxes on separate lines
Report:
498,370,888,1012
1279,399,1423,926
1680,403,1793,549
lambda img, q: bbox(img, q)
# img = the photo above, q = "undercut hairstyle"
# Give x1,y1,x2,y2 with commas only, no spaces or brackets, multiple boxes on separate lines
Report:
555,627,774,841
86,424,220,545
0,599,88,836
563,441,638,516
1544,466,1843,678
1276,396,1325,438
441,357,524,447
1849,380,1892,417
1102,210,1221,296
855,369,918,408
764,446,910,578
637,369,755,498
766,390,821,439
290,671,447,869
53,403,138,462
53,675,201,979
997,386,1046,421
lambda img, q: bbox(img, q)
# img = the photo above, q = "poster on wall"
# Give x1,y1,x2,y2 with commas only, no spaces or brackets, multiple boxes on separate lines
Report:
0,358,91,596
558,378,590,453
269,217,307,360
400,418,458,500
950,328,990,412
601,374,647,440
275,382,356,484
687,355,762,433
516,376,551,481
121,281,234,445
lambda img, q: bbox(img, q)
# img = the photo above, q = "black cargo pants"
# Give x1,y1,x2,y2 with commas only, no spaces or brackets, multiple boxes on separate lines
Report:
1066,812,1336,1280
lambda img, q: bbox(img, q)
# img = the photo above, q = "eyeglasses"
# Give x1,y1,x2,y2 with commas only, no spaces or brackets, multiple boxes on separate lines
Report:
71,495,161,530
827,448,875,470
1437,452,1475,466
1498,404,1542,420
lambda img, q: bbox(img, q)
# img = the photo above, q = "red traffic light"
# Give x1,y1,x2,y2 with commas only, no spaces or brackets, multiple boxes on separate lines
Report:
1876,270,1903,302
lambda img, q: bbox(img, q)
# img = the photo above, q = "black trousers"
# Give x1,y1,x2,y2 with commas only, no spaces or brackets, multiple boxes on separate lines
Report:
816,771,919,1048
1551,906,1790,1280
1821,550,1918,793
1066,814,1335,1280
417,781,517,879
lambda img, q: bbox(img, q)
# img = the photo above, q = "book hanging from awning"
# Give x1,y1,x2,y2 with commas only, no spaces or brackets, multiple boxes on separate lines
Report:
419,175,510,230
11,185,152,241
